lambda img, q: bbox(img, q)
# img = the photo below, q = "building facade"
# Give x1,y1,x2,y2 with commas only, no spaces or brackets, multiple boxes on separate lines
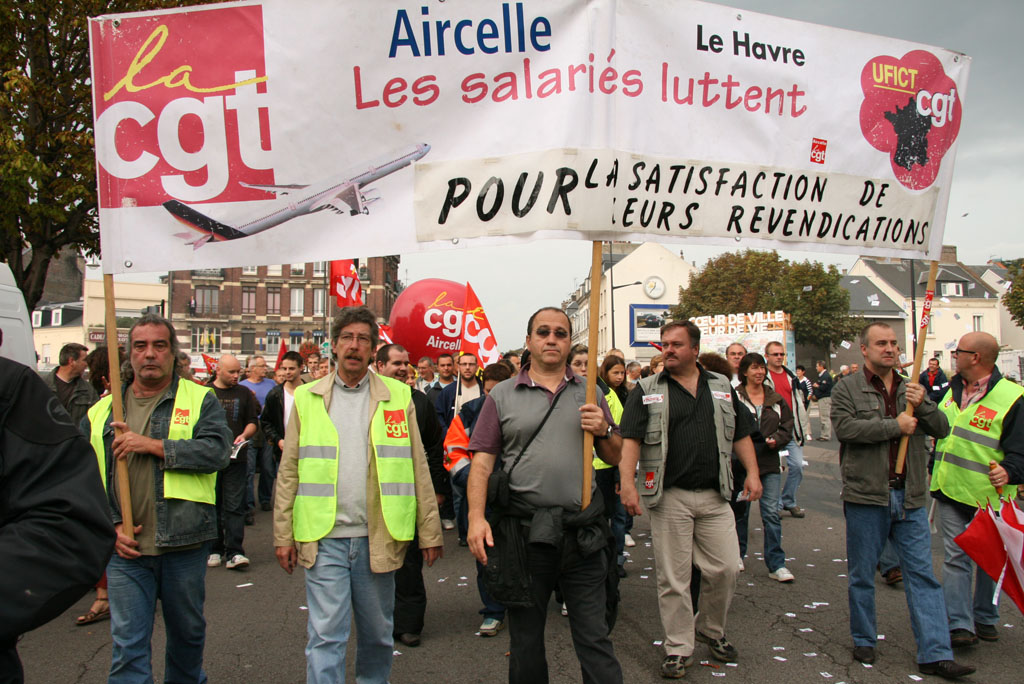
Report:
168,257,400,359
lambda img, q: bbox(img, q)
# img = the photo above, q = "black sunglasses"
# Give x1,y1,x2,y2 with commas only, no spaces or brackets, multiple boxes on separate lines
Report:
534,327,569,339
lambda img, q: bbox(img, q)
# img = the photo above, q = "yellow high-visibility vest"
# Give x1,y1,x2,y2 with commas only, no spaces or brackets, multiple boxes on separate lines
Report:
932,378,1024,509
594,387,624,470
291,375,416,542
88,380,217,504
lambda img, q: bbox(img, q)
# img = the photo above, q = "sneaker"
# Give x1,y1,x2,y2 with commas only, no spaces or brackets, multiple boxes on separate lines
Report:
974,622,998,642
441,518,456,530
225,554,250,570
624,533,636,548
479,618,504,637
660,653,694,679
949,628,978,649
783,506,806,518
918,660,976,679
769,567,795,583
738,557,745,572
696,632,738,663
207,553,222,568
560,602,568,617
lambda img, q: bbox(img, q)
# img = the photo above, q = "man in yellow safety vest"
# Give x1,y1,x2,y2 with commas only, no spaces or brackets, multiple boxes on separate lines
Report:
931,331,1024,649
87,314,231,683
273,306,443,684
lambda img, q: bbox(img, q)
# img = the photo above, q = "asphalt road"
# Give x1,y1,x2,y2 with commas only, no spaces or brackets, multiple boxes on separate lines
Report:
17,411,1023,683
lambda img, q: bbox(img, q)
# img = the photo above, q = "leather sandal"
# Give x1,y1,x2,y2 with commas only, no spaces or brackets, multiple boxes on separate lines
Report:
75,598,110,626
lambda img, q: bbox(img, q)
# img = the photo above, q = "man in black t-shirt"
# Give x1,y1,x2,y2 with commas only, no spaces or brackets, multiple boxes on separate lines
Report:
208,354,260,570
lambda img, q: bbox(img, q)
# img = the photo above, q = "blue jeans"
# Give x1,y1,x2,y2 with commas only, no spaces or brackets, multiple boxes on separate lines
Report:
734,473,785,571
879,539,900,573
779,440,804,510
451,465,469,541
107,543,211,684
937,499,999,631
256,442,278,506
305,537,395,684
844,490,953,663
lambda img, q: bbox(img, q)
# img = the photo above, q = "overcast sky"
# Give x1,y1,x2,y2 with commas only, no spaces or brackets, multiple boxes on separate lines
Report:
398,0,1023,352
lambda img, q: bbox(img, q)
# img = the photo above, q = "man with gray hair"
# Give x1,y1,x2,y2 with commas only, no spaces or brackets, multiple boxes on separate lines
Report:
44,342,98,430
274,306,442,683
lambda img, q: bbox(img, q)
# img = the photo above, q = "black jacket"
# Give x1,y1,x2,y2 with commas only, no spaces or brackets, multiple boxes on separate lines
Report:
1,359,115,679
919,367,951,404
412,388,451,498
261,382,289,458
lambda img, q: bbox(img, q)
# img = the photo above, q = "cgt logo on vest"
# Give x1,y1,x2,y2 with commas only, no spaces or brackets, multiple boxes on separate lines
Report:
384,410,409,439
644,472,656,490
969,404,997,432
90,5,275,208
859,50,962,191
172,408,190,426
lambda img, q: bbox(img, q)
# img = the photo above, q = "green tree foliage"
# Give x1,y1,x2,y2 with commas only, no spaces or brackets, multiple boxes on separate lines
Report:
1005,275,1024,329
0,1,213,310
670,249,862,351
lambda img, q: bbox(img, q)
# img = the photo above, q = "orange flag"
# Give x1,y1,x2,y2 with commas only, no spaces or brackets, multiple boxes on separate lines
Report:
460,283,499,366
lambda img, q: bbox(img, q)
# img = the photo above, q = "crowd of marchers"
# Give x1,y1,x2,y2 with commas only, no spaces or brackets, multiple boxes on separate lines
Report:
3,304,1022,684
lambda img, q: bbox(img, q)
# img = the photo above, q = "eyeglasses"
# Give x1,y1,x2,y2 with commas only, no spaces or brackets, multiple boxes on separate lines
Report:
767,352,785,357
338,333,372,346
952,348,976,356
533,327,569,339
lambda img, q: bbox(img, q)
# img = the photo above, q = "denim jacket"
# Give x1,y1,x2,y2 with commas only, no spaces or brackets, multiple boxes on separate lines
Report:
87,375,232,547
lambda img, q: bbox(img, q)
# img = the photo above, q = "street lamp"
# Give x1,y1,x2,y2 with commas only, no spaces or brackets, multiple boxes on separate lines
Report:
609,279,642,350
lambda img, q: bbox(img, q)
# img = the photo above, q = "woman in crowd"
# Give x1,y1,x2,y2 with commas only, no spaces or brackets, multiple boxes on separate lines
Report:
735,352,795,583
599,355,629,406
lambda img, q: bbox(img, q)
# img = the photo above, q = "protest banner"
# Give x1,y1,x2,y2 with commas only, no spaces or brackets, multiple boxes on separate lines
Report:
89,0,969,275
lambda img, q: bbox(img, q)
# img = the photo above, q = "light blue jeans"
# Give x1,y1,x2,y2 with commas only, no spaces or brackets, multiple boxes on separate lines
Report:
937,499,999,631
844,490,953,663
779,440,804,510
305,537,396,684
107,543,210,684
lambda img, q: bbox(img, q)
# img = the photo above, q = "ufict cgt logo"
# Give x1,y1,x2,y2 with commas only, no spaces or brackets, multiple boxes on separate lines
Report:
91,5,275,208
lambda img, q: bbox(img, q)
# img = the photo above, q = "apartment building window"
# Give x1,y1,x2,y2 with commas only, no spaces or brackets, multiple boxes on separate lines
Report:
242,265,258,275
973,315,984,332
941,282,963,297
267,288,281,315
51,309,62,326
195,287,219,314
313,261,327,277
290,288,305,316
266,265,282,277
241,286,257,314
31,311,42,327
266,329,280,350
313,288,326,316
313,329,326,347
289,330,304,350
240,329,256,355
191,326,221,353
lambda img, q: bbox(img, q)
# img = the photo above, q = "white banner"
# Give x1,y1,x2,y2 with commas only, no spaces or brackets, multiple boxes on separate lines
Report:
89,0,969,274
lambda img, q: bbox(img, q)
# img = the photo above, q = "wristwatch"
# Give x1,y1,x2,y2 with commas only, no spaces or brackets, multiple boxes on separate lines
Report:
598,423,613,439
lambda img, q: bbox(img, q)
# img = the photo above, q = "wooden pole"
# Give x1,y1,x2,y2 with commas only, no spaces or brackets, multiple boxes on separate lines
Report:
103,274,134,539
895,260,939,475
582,241,603,510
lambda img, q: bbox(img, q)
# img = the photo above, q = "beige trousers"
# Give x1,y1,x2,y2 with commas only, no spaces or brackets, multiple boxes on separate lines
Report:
817,396,832,440
647,488,739,657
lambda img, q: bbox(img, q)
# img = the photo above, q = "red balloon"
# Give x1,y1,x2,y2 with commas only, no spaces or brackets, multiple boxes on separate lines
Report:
388,279,466,363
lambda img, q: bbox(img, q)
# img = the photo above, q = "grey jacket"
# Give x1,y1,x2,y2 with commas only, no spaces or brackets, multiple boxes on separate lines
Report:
831,369,949,508
44,369,98,435
85,375,231,547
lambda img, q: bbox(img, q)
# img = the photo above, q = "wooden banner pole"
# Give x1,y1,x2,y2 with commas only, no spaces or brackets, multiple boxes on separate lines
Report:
894,260,939,475
582,241,603,510
103,273,134,539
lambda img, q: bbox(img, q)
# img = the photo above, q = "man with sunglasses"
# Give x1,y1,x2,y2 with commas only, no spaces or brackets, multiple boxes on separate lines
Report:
931,333,1024,649
763,341,811,517
466,307,624,684
273,306,443,684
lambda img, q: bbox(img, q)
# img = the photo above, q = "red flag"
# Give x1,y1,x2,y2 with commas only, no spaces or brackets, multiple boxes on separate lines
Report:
200,353,218,377
330,260,363,307
378,324,394,345
956,504,1024,615
274,339,288,370
460,283,499,366
992,499,1024,614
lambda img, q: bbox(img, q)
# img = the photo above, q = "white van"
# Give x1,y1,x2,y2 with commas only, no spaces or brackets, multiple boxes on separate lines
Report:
0,263,37,368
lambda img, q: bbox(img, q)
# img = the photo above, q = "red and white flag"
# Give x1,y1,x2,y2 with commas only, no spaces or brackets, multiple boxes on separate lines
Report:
992,499,1024,614
200,353,218,377
378,324,395,345
330,260,363,308
461,283,499,366
956,502,1024,614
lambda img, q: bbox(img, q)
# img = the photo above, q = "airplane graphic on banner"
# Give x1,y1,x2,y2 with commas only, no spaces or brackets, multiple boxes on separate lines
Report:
164,143,430,249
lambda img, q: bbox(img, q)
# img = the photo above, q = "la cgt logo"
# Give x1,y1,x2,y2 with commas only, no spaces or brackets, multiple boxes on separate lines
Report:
384,410,409,439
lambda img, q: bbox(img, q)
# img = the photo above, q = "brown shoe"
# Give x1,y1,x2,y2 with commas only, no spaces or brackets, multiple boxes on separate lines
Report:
949,628,978,649
883,567,903,585
918,660,976,679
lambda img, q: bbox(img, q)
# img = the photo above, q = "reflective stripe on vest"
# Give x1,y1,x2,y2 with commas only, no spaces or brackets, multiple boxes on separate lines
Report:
87,380,217,504
932,379,1023,509
594,388,624,470
292,375,417,543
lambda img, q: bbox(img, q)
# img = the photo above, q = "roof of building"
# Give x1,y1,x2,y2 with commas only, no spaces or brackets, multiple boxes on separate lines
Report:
858,258,997,299
841,276,905,317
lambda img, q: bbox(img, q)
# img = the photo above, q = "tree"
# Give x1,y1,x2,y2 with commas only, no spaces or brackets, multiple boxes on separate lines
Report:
0,1,213,311
1005,275,1024,330
671,249,862,352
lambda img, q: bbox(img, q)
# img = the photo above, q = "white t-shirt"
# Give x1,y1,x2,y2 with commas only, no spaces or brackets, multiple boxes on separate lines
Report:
283,386,296,430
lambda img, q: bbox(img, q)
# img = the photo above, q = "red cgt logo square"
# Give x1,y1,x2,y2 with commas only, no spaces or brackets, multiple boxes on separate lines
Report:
810,138,827,164
384,410,409,439
172,408,190,426
969,405,997,432
90,5,275,208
